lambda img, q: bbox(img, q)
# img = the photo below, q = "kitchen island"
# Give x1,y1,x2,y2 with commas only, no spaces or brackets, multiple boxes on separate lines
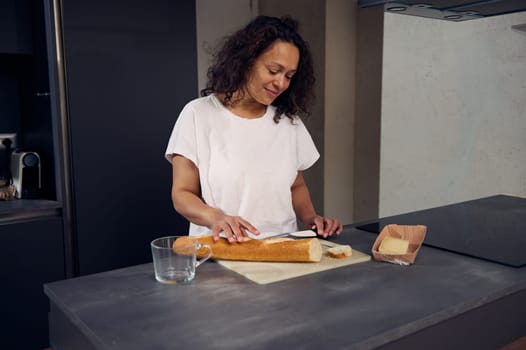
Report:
44,196,526,349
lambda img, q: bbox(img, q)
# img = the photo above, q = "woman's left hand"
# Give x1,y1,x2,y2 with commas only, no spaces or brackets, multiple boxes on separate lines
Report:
307,215,343,238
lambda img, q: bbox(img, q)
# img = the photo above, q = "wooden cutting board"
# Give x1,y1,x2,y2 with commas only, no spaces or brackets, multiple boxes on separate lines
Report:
216,240,370,284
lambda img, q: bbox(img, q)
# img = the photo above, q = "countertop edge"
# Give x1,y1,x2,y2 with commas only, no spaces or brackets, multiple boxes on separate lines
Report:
44,284,110,350
353,281,526,350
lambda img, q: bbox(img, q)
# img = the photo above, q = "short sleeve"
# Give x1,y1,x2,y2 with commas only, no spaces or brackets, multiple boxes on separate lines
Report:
164,103,198,166
295,119,320,171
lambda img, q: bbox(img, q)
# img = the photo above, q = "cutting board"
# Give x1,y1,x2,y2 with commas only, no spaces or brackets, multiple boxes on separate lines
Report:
216,240,370,284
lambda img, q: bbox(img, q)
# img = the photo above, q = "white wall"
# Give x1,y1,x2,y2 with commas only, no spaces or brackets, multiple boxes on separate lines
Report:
380,12,526,216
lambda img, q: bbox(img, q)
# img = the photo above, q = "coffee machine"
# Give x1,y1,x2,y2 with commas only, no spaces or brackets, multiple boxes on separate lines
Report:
11,151,41,199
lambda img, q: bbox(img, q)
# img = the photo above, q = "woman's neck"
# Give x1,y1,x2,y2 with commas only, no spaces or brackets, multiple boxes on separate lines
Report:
219,92,267,119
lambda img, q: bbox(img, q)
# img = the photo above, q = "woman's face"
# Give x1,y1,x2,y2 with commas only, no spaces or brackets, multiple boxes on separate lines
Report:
244,40,300,106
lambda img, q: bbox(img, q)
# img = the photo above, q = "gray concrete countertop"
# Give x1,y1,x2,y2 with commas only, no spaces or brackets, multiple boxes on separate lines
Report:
44,227,526,350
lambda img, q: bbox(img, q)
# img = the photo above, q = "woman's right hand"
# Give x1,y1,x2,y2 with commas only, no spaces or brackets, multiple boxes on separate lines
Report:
208,209,260,243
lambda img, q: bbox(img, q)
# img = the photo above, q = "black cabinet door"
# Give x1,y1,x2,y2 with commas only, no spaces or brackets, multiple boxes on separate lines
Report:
60,0,196,275
0,217,65,349
0,0,32,54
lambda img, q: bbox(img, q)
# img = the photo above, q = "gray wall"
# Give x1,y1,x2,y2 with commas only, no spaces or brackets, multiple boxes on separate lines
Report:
324,0,357,225
380,11,526,217
195,1,526,223
196,0,256,94
196,0,331,220
258,0,327,219
353,6,384,221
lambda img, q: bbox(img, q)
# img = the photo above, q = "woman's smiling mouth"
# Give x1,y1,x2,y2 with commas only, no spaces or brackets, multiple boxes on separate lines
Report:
265,88,279,98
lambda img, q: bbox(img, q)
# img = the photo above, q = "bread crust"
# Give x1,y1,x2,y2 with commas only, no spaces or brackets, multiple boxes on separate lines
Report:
174,235,322,262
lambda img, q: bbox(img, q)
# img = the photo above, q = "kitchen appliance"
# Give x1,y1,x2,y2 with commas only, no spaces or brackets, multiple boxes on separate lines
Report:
358,0,526,22
10,151,41,199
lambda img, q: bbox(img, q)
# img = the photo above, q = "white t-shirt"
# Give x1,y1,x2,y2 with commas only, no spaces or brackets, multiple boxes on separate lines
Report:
165,94,320,238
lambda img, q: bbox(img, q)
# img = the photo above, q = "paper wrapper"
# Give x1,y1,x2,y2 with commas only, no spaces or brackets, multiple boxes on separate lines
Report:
372,224,427,265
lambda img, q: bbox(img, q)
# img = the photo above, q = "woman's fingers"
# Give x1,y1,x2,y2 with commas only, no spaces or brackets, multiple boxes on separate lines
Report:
312,216,326,237
325,218,343,235
312,216,343,238
238,217,260,237
324,218,343,236
211,215,259,243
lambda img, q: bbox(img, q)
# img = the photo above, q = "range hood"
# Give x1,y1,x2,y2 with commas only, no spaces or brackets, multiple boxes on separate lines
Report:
358,0,526,21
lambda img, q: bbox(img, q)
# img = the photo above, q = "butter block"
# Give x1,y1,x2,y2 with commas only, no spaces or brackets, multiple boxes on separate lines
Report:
378,236,409,255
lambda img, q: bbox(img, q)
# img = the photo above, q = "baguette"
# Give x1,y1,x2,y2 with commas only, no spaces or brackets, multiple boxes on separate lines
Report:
173,235,322,262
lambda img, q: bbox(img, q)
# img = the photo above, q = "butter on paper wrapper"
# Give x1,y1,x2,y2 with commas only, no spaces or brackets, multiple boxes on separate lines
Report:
371,224,427,265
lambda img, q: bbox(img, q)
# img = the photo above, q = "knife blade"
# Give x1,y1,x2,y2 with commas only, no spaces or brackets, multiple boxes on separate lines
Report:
275,229,317,238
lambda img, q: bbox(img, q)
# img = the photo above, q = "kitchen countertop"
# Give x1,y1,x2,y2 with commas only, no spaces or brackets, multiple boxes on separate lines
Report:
44,221,526,349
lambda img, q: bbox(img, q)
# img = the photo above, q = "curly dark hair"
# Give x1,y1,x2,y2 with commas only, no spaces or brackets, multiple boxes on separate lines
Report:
201,15,315,123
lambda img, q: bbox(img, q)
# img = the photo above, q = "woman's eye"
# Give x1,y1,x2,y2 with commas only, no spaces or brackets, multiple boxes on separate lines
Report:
269,69,278,75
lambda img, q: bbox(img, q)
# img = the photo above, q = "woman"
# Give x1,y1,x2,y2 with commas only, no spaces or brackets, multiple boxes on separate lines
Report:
165,16,342,243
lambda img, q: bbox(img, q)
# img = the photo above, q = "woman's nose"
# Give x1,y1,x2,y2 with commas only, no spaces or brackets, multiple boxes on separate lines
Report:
273,75,288,90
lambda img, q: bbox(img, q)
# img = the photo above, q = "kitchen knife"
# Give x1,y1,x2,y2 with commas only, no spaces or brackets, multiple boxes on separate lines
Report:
276,229,317,238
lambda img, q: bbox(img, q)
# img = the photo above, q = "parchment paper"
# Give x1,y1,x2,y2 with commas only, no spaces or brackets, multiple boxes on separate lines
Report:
216,240,371,284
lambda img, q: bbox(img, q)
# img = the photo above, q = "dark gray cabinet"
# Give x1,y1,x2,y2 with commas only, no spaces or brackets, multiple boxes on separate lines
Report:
0,217,65,349
0,0,32,54
1,2,64,348
1,0,55,195
59,0,196,276
1,0,197,348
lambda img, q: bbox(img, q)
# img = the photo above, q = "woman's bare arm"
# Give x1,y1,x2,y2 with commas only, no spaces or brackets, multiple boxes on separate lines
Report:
171,155,259,242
